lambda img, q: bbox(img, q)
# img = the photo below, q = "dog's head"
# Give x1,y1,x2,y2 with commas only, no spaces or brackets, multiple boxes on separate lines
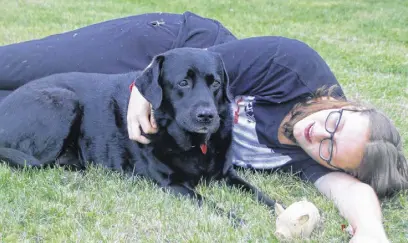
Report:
135,48,232,135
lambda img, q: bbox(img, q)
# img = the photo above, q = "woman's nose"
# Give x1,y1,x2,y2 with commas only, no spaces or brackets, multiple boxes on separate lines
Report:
313,124,332,141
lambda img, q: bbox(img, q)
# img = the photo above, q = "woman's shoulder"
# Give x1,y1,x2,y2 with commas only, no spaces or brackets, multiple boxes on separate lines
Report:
210,36,345,100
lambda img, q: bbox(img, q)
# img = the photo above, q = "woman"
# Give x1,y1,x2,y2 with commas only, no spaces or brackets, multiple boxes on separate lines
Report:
1,12,406,243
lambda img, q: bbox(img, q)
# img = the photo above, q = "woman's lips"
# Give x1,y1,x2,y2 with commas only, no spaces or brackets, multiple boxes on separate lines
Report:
304,122,314,143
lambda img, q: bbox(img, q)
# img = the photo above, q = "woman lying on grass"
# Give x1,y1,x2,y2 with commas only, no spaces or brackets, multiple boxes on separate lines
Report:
0,11,406,243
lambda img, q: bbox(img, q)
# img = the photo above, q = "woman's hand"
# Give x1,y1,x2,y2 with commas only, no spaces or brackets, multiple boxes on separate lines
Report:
127,86,158,144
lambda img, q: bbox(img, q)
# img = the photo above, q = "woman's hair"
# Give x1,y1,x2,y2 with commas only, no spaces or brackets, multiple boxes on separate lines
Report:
283,85,408,197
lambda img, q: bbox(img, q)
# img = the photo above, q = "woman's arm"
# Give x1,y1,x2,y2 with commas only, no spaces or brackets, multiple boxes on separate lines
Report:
315,172,390,242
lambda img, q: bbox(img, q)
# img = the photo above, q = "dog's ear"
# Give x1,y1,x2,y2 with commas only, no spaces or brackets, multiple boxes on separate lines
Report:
135,55,165,109
218,55,234,103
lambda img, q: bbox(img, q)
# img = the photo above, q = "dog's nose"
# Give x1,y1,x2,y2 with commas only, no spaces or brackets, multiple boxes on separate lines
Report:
196,109,215,123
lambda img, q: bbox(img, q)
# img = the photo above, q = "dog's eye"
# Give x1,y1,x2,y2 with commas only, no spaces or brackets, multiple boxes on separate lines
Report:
178,79,189,87
212,80,221,88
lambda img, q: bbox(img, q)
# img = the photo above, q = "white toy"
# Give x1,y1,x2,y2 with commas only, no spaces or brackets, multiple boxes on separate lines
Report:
274,199,321,240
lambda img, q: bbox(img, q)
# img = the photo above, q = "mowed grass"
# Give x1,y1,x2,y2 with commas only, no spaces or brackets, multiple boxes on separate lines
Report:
0,0,407,242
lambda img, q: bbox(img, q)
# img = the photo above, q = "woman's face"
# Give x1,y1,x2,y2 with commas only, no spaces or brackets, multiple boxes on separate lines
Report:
293,108,370,171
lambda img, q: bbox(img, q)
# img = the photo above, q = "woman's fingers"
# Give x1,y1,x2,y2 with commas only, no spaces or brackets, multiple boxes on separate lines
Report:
150,106,157,129
127,86,157,144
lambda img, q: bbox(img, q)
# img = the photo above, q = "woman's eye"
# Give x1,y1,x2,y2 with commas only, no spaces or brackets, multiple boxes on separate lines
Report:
326,112,341,132
178,80,189,87
212,80,221,88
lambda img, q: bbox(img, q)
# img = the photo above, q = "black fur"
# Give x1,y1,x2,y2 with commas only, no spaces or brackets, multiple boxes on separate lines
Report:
0,48,275,223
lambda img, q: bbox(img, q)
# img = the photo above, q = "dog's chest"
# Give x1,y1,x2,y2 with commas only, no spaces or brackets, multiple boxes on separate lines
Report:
154,147,220,180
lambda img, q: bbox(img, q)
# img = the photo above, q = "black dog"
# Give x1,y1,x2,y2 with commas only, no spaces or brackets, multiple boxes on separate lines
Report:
0,48,275,222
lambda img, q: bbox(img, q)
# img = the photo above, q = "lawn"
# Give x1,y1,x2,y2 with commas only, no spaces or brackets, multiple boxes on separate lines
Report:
0,0,407,242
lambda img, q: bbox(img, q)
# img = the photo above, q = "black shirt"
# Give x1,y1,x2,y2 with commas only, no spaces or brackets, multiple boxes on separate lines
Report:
209,36,346,182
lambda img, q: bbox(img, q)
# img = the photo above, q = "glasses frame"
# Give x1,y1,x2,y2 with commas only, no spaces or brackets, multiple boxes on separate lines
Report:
318,108,360,171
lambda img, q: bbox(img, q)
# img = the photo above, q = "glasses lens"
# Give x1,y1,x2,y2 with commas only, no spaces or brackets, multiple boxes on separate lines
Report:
320,138,333,161
326,111,341,133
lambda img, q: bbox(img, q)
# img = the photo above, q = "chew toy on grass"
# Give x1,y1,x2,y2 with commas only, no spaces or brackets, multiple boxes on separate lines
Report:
274,199,321,240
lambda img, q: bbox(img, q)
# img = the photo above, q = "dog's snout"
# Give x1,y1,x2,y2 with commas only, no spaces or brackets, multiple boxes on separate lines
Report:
196,108,215,123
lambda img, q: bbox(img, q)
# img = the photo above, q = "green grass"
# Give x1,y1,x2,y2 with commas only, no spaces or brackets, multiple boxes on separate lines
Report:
0,0,407,242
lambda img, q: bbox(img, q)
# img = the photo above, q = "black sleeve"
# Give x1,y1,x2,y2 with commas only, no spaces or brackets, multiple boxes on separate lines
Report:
210,36,344,100
282,158,333,183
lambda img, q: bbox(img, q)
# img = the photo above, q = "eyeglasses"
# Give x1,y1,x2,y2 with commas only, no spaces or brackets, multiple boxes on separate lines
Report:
319,108,357,171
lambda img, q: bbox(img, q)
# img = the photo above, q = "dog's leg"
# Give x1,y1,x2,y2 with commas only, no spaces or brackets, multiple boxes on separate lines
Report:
224,168,276,210
164,183,244,226
55,145,83,170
